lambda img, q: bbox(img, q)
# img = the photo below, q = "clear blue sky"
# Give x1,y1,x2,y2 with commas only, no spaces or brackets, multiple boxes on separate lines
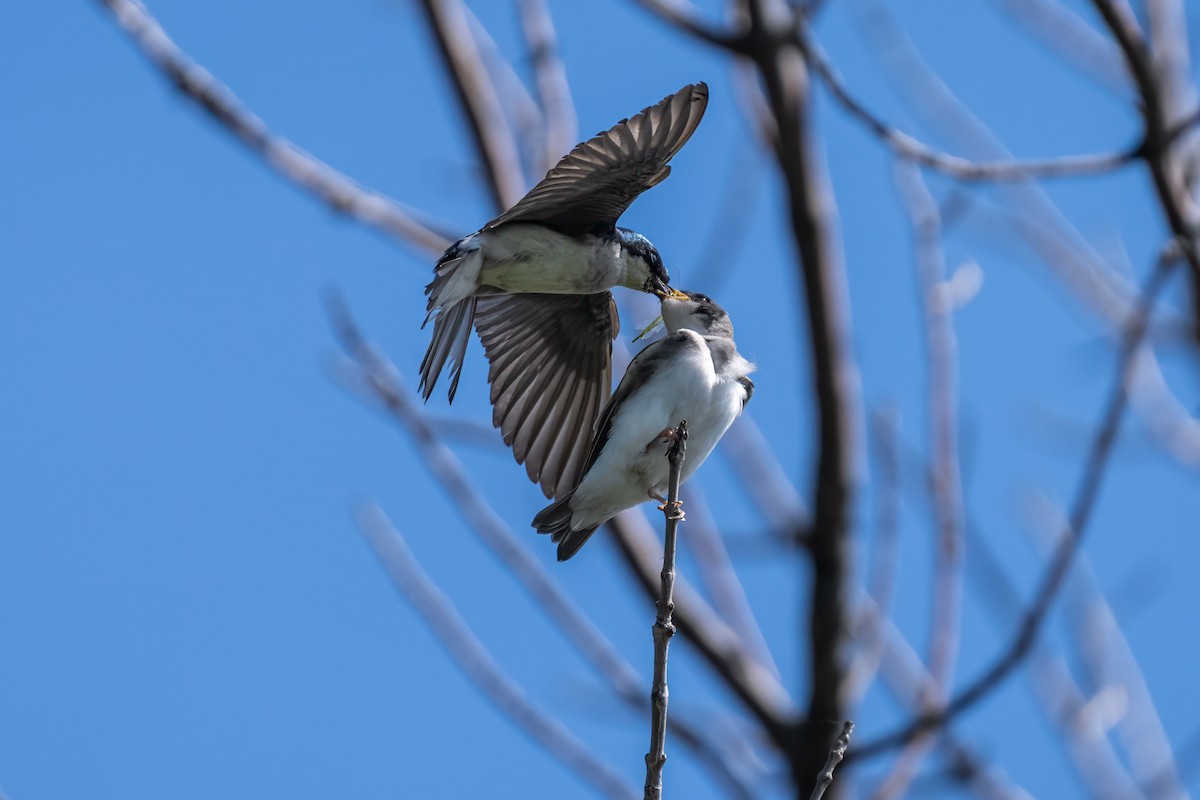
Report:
3,1,1199,798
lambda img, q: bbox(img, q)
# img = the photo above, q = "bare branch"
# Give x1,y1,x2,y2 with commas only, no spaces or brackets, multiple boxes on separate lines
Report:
798,23,1138,181
846,409,901,705
643,422,687,800
419,0,527,211
680,484,781,678
631,0,748,51
355,504,637,800
609,510,799,744
720,415,810,544
873,163,969,798
515,0,578,176
1088,0,1200,337
462,6,546,179
854,254,1178,759
1025,498,1187,798
95,0,452,257
984,0,1131,93
859,597,1036,800
736,0,862,789
810,721,854,800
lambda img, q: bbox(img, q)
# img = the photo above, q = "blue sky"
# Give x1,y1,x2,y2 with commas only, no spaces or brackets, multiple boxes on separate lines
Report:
3,1,1200,798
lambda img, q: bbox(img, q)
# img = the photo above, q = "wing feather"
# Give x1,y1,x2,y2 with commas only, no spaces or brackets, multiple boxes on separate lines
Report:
484,83,708,235
474,293,618,499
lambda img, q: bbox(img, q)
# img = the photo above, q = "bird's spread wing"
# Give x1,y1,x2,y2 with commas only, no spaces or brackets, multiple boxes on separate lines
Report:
484,83,709,236
474,292,619,499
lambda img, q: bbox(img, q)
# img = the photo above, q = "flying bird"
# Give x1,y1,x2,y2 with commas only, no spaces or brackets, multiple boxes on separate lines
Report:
532,291,754,561
419,83,708,500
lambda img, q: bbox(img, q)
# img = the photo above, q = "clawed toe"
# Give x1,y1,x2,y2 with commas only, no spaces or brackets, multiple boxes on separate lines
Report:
642,427,677,453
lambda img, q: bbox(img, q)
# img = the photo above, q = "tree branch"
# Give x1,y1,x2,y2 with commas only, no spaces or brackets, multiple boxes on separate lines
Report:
631,0,749,51
418,0,527,211
810,721,853,800
356,504,637,800
95,0,453,257
515,0,578,176
853,253,1177,759
609,510,799,745
643,422,687,800
798,22,1139,181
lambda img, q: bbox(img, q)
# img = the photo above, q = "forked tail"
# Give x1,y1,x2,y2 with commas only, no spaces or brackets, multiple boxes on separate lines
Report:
419,297,477,403
532,489,599,562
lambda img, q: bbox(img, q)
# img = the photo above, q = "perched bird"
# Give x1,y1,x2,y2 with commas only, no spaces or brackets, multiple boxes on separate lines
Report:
532,291,754,561
419,83,708,500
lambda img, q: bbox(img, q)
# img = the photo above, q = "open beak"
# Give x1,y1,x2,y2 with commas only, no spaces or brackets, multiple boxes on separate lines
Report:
652,282,689,301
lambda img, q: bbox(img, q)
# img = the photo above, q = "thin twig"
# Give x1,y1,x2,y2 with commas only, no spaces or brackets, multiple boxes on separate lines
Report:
515,0,578,176
960,507,1143,798
327,297,756,798
1025,498,1188,798
845,408,901,704
418,0,527,211
1088,0,1200,337
680,484,782,679
609,509,799,744
810,721,854,800
873,163,968,798
797,23,1138,181
856,1,1146,330
355,504,637,800
983,0,1131,93
643,421,688,800
95,0,452,257
720,415,810,545
631,0,748,51
858,597,1037,800
853,254,1177,759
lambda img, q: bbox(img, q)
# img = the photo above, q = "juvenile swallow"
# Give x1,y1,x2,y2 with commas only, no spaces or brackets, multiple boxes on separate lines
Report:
532,291,754,561
419,83,708,499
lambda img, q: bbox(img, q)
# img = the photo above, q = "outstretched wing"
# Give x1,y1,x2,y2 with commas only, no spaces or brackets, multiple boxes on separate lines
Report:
485,83,709,236
474,292,619,499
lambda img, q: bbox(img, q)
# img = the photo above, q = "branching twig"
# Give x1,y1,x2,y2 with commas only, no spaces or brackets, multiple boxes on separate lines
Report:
810,720,854,800
680,484,782,679
1088,0,1200,338
873,163,968,798
418,0,527,211
515,0,577,176
355,504,637,800
609,509,799,744
643,421,687,800
798,23,1138,181
984,0,1131,93
854,254,1177,759
95,0,452,257
631,0,748,51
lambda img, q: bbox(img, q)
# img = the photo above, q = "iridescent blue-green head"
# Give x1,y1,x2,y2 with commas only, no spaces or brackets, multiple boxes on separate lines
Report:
616,228,684,298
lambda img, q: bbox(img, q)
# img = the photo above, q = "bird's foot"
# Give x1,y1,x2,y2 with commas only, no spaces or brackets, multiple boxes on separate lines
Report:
649,490,668,504
658,500,685,521
643,427,678,454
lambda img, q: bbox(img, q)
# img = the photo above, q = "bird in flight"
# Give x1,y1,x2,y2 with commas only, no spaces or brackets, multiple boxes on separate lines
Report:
419,83,709,500
532,291,754,561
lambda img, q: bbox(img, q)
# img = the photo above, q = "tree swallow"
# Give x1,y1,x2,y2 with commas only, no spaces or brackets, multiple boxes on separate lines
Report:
532,291,755,561
419,83,708,500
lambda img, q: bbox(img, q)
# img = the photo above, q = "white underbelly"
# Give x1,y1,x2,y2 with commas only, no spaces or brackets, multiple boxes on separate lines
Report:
569,356,745,529
479,224,622,294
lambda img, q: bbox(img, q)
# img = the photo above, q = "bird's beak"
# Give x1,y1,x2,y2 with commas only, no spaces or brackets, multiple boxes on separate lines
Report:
653,283,689,301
